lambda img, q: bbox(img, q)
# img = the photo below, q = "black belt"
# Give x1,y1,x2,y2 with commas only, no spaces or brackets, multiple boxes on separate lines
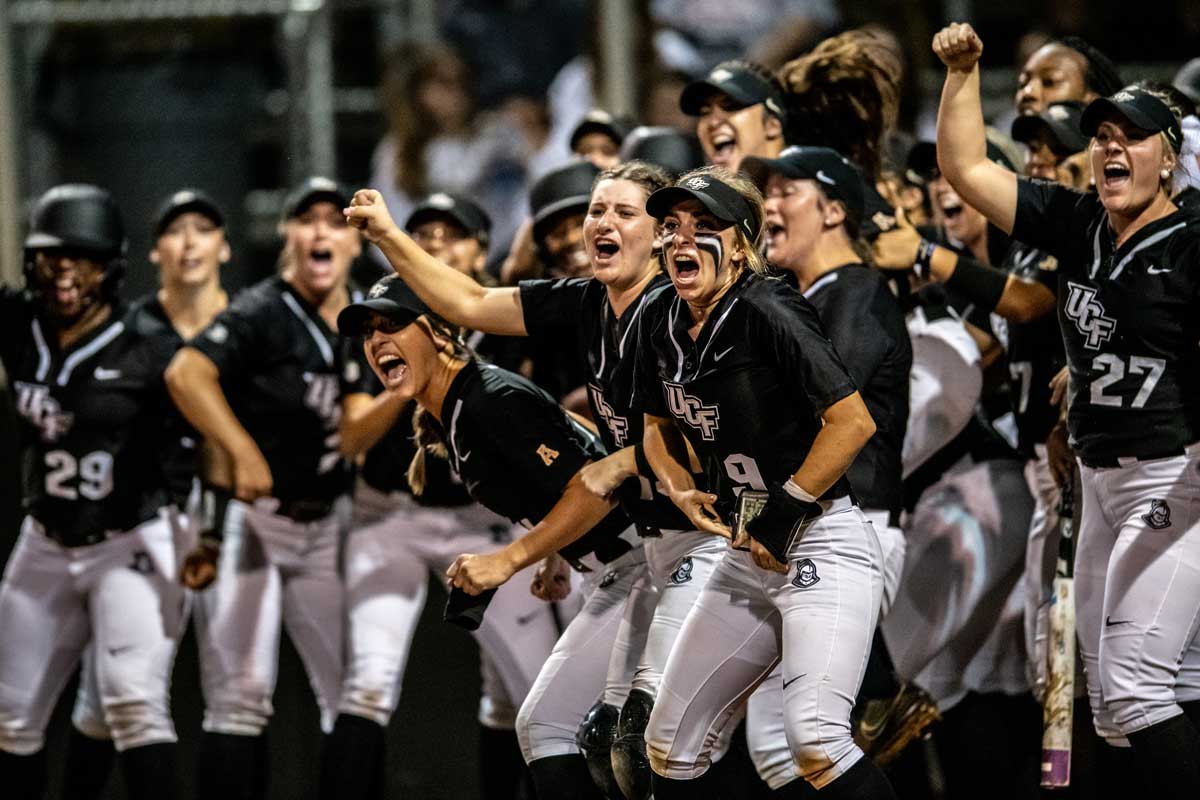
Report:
275,497,336,523
1079,446,1186,470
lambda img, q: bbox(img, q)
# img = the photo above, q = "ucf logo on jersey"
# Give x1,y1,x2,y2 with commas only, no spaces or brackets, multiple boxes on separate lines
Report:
13,381,74,442
1064,281,1116,350
589,384,628,447
664,382,719,440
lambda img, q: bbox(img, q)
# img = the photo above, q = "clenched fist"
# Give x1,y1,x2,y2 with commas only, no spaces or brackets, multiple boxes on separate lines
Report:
933,23,984,73
343,189,399,244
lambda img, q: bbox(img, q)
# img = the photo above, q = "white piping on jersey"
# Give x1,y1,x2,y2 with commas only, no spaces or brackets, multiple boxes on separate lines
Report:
597,290,654,382
449,397,468,469
695,298,739,368
803,272,839,298
282,291,335,368
58,321,125,386
30,319,51,382
467,329,486,350
1089,223,1105,279
1108,221,1188,281
667,300,687,381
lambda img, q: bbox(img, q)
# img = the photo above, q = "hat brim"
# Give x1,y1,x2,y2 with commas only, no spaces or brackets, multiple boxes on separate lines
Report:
645,185,739,228
531,194,590,237
1010,115,1087,156
156,200,224,237
1080,98,1163,138
570,120,621,151
336,299,422,337
679,79,759,116
406,207,475,236
24,230,118,256
739,156,811,190
288,189,350,219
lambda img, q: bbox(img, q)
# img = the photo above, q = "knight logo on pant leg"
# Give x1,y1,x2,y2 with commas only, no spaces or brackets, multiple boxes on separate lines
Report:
668,557,693,585
792,558,820,588
1142,499,1172,530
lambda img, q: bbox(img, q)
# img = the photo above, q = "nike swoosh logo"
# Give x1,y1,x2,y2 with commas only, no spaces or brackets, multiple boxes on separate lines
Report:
458,449,471,462
94,367,122,380
516,611,541,626
782,673,808,690
107,645,135,658
1147,265,1172,275
1105,615,1135,627
815,170,835,186
713,346,735,362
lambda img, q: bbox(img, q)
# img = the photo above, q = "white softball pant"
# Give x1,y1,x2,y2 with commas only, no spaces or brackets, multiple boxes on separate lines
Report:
516,539,647,763
646,499,883,790
1077,443,1200,741
340,483,560,728
882,458,1034,705
0,513,187,754
193,498,343,736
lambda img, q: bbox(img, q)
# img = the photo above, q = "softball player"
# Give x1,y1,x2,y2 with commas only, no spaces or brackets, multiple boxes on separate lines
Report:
334,270,644,800
64,188,232,798
337,165,752,799
328,193,560,800
634,167,896,799
0,185,192,799
679,60,787,173
164,177,383,799
934,22,1200,795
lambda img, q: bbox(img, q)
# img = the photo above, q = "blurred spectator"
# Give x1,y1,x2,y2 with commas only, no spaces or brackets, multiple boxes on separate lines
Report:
1176,58,1200,106
569,110,635,170
370,41,529,267
619,126,706,178
650,0,839,75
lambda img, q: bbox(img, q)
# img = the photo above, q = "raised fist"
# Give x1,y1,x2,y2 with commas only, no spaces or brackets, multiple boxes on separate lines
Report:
343,189,399,244
933,23,984,73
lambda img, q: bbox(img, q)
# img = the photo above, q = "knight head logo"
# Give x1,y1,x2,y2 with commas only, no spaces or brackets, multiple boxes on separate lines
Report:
1143,498,1172,530
599,570,619,589
669,557,694,585
792,558,820,588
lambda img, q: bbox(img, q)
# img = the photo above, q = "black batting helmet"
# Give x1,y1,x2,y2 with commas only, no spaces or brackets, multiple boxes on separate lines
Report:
24,184,127,301
529,161,601,246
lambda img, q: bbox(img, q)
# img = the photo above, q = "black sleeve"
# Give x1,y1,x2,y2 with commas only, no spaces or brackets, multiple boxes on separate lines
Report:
339,338,369,398
475,385,592,498
188,298,263,377
816,281,897,393
0,286,31,371
749,289,858,412
519,277,592,340
1012,178,1095,262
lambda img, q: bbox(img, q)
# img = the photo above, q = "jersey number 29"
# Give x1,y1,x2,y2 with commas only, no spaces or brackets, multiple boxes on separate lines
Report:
724,453,767,495
45,450,114,501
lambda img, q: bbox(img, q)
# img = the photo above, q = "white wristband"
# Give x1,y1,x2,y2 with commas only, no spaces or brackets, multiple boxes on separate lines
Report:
782,479,818,504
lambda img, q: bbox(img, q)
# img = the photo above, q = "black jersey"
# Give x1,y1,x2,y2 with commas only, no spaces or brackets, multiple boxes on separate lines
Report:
520,275,692,532
435,359,633,566
190,276,363,503
634,271,857,522
1013,178,1200,463
992,242,1066,455
0,289,192,545
803,264,911,513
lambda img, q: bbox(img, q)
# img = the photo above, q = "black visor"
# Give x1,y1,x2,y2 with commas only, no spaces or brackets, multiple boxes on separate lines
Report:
337,274,431,337
646,175,760,240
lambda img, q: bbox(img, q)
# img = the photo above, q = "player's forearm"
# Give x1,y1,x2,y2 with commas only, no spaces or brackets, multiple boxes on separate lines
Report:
935,249,1056,322
790,392,875,497
937,66,1018,234
165,349,259,463
499,474,616,572
339,390,408,459
643,414,696,495
375,227,528,336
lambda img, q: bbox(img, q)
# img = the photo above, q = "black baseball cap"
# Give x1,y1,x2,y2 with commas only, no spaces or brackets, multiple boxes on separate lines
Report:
530,161,600,241
1011,101,1089,156
679,61,785,120
406,192,492,249
337,274,431,337
907,138,1017,179
569,110,636,152
619,126,706,178
646,174,760,240
282,176,351,220
1081,85,1183,153
153,189,224,237
742,146,866,220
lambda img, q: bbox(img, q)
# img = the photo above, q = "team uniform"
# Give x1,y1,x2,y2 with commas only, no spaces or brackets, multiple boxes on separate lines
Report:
188,274,361,743
419,359,645,776
634,271,888,792
519,274,735,794
0,290,191,779
1011,177,1200,745
338,393,561,739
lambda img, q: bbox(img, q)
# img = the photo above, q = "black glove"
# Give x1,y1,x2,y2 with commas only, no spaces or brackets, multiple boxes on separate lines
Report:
745,485,823,565
444,586,497,631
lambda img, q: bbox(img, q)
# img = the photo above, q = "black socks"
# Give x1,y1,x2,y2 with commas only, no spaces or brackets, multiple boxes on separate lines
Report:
319,714,386,800
1126,713,1200,800
528,754,605,800
61,728,115,799
196,732,268,800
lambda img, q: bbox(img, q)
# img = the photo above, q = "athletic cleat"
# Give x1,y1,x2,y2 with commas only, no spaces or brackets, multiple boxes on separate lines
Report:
853,683,942,766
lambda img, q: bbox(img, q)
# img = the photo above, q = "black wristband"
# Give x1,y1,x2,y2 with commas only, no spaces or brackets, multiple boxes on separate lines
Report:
943,254,1009,312
745,486,823,565
633,443,655,480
